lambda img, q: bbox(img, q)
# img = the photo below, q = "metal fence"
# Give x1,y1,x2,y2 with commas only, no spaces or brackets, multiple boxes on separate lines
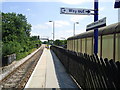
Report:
50,46,120,89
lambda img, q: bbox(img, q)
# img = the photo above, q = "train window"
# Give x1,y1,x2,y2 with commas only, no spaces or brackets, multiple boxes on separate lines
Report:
78,39,81,53
70,40,72,50
71,40,72,50
82,38,86,53
98,36,101,57
75,40,78,52
86,37,93,55
72,40,74,51
70,40,71,50
67,40,68,49
67,40,69,50
77,39,79,52
102,35,114,60
115,33,120,61
69,40,70,50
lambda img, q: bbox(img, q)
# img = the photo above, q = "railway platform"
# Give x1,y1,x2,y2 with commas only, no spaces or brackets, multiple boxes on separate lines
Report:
25,48,79,88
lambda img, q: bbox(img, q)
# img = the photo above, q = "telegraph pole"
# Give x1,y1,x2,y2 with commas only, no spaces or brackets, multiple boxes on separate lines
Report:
94,0,98,55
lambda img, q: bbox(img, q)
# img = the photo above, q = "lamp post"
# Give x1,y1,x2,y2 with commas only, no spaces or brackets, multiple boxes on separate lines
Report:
73,22,79,36
49,21,55,44
73,22,79,51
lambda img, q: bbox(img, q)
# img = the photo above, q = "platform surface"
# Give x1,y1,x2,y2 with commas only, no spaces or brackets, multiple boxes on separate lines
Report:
25,48,78,88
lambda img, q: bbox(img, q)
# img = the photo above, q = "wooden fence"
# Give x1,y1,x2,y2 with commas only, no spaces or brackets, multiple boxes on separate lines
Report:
50,46,120,89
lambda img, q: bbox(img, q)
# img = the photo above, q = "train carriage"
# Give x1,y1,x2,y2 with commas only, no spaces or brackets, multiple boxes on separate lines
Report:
67,22,120,61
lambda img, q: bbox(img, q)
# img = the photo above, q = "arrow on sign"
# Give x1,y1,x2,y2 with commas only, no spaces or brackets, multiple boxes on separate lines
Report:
61,8,66,13
86,10,90,13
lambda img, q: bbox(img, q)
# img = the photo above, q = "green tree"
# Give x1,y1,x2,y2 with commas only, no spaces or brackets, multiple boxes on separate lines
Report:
2,12,31,42
54,39,67,46
2,12,41,59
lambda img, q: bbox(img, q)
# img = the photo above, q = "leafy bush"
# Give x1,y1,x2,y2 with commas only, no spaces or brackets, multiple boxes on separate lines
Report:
3,41,22,56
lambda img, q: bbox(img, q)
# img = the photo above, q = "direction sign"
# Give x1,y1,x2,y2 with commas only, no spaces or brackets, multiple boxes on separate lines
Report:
60,7,94,15
86,17,106,31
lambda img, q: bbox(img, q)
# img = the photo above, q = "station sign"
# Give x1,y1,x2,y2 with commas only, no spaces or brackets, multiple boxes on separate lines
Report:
60,7,94,15
114,0,120,8
86,17,106,31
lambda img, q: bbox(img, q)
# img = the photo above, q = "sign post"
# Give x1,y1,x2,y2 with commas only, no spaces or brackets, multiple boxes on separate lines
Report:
114,0,120,22
94,0,99,55
60,0,99,55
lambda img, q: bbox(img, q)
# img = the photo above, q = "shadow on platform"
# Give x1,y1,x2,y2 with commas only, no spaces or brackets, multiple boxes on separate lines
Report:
50,50,80,89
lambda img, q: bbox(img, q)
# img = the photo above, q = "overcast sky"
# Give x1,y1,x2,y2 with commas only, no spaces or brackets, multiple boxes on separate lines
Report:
2,0,119,40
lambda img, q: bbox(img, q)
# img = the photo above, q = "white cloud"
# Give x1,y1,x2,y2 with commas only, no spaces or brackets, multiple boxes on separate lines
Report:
65,29,85,34
30,32,40,36
27,8,31,11
59,0,114,4
45,22,52,26
70,15,88,22
3,0,114,3
46,20,70,28
99,7,105,11
32,20,70,32
32,24,48,30
31,24,51,38
31,22,86,39
58,0,87,5
55,30,73,39
31,21,70,38
55,28,86,39
55,20,70,27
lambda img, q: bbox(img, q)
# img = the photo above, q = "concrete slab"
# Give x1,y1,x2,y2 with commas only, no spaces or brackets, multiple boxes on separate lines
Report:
45,49,59,88
25,49,47,88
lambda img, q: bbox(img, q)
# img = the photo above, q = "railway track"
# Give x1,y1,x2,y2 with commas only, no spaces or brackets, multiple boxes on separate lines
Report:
0,46,44,89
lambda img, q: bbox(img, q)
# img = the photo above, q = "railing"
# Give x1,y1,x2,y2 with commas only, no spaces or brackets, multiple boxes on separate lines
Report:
51,46,120,89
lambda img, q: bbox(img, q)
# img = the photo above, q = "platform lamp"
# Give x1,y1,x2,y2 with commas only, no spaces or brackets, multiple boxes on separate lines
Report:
49,21,55,44
73,22,79,36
